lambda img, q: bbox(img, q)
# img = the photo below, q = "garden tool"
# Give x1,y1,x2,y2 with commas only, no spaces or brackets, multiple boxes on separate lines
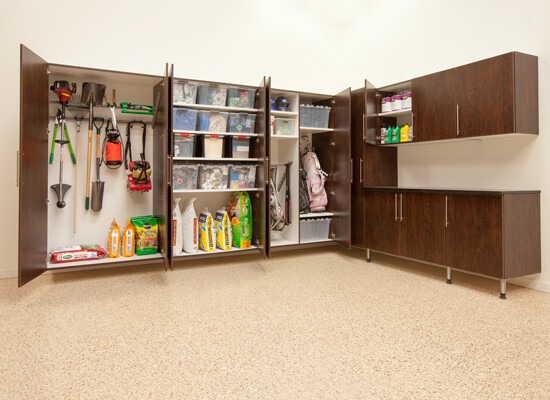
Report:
73,116,83,233
81,82,106,210
91,118,105,212
50,111,71,208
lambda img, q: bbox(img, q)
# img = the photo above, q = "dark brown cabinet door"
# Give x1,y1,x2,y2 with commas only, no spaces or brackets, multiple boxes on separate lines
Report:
350,88,365,248
399,192,446,264
153,65,172,271
411,69,459,142
256,76,269,258
445,194,503,277
456,54,515,138
19,45,49,287
364,191,399,255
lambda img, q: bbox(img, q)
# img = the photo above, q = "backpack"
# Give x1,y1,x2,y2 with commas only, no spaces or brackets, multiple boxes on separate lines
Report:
301,151,328,212
298,160,310,214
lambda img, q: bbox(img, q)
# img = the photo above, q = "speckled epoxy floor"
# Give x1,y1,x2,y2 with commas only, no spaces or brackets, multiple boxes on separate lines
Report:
1,248,549,399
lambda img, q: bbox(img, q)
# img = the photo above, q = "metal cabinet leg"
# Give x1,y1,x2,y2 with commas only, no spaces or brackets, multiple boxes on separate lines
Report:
446,267,452,284
366,248,371,263
500,279,507,299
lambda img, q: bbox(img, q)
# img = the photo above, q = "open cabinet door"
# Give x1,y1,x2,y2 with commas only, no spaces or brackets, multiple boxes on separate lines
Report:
252,77,269,257
152,64,171,271
19,45,49,286
331,88,352,248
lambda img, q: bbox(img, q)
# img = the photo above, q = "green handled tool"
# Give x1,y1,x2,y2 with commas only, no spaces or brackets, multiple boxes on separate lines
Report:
48,117,59,165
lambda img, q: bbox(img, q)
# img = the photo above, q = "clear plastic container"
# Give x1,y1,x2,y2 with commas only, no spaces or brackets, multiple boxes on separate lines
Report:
173,109,198,131
173,164,198,190
228,113,256,133
274,118,296,136
299,104,314,127
173,82,198,104
300,218,331,242
197,85,227,106
203,135,225,158
173,133,195,157
198,164,229,190
230,137,250,158
226,88,256,108
228,165,256,189
312,106,331,128
198,111,228,132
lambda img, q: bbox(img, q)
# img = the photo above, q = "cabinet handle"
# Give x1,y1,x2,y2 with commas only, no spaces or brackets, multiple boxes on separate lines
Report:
400,193,403,222
445,195,449,227
456,104,460,136
362,113,366,142
16,150,20,188
395,193,398,221
350,159,353,183
359,158,363,183
264,156,269,186
167,155,172,186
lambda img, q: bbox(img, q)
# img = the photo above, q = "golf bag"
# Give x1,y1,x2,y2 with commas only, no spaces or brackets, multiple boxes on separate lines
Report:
301,151,328,212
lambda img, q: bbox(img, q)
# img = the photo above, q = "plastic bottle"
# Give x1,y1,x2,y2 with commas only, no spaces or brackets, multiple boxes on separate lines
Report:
181,197,199,254
400,124,409,142
172,197,183,256
122,218,135,257
108,219,121,258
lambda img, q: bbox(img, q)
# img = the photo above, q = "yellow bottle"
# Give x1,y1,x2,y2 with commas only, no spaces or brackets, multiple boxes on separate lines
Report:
400,124,409,142
122,218,135,257
108,219,121,258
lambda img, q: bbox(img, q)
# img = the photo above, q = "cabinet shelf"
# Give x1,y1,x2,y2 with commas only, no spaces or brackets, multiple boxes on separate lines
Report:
173,188,263,194
299,212,334,219
173,129,260,138
299,127,334,134
174,157,262,162
174,245,259,258
47,253,163,269
271,134,298,140
173,102,260,113
271,110,298,118
377,108,412,117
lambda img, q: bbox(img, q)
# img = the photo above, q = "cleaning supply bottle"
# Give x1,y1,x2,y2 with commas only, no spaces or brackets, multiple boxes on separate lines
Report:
122,218,135,257
172,197,183,256
108,219,121,258
400,124,409,142
181,197,198,254
394,125,402,143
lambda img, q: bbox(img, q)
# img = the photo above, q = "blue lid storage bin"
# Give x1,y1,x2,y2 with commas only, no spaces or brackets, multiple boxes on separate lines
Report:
173,109,198,131
198,111,228,132
228,113,256,133
227,88,256,109
174,133,195,158
197,85,227,106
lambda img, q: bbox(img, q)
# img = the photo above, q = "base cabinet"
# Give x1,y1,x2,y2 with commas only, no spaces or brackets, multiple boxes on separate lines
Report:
365,189,541,296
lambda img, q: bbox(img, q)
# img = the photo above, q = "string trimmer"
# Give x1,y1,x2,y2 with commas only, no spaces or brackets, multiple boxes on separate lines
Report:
124,120,151,191
49,81,77,208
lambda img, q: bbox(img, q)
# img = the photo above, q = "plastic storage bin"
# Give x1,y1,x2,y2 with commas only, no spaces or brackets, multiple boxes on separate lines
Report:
173,133,195,157
228,165,256,189
197,85,227,106
203,135,225,158
173,109,198,131
312,106,331,128
299,104,314,127
228,113,256,133
198,111,228,132
274,118,296,136
299,218,331,242
173,164,198,190
230,137,250,158
198,164,229,190
226,88,256,108
173,82,197,104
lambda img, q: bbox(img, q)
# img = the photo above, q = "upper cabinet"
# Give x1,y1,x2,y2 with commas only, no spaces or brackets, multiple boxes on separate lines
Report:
365,51,538,146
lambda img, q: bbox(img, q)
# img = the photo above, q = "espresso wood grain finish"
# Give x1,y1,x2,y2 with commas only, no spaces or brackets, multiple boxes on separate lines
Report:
19,45,49,287
350,88,365,248
364,191,399,254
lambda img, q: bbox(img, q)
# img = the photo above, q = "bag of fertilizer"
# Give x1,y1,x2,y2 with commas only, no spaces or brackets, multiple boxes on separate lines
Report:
198,208,215,253
226,191,252,248
214,209,232,251
130,215,158,255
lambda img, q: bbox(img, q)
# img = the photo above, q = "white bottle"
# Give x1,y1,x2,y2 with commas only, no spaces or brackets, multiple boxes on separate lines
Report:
172,197,183,256
181,197,199,254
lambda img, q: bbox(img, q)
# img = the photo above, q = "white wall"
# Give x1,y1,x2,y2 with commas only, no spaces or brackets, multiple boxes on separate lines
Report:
1,0,549,291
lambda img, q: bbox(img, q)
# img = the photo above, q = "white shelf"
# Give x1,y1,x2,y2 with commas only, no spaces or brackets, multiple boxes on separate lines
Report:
299,127,334,134
300,238,334,244
174,157,262,162
174,245,259,257
299,212,334,219
174,129,260,138
173,102,260,113
271,134,298,140
173,188,262,194
271,110,298,118
378,108,412,117
47,253,163,269
270,238,299,247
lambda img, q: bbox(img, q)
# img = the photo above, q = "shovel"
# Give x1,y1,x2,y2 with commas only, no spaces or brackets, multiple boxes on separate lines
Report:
91,118,105,211
81,82,106,210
